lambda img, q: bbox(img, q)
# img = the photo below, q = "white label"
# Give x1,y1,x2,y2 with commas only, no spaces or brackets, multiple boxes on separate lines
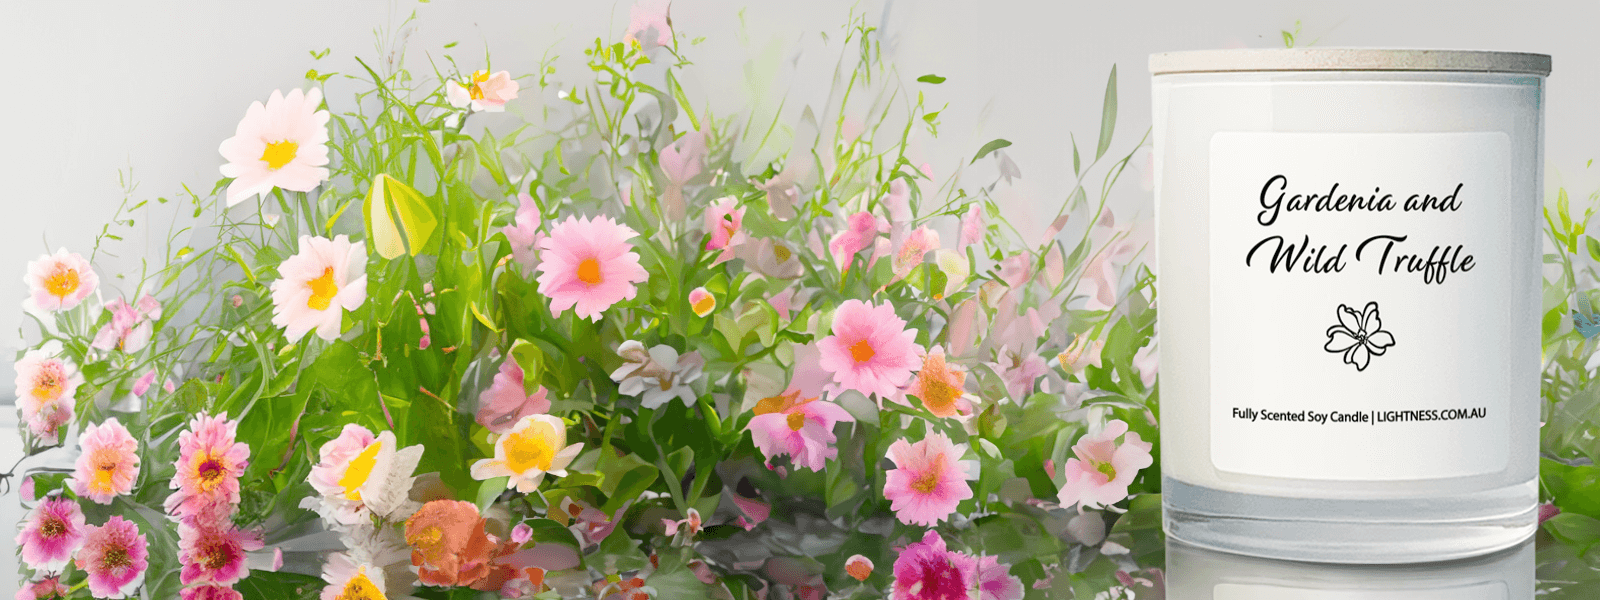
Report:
1209,132,1511,480
1214,582,1507,600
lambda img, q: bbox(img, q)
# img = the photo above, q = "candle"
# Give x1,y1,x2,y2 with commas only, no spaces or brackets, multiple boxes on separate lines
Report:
1150,49,1549,563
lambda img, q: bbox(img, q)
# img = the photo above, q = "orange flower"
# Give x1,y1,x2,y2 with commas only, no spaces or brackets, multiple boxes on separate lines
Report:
405,500,495,587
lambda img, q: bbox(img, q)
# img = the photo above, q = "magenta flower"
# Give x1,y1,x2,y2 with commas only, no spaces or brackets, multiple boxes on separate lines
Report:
24,249,98,312
882,432,976,526
892,530,976,600
817,299,921,399
15,577,68,600
502,193,545,271
179,585,244,600
476,357,551,434
178,522,262,585
76,516,149,599
704,197,747,265
975,555,1024,600
167,413,251,519
535,215,650,321
16,496,86,573
91,295,162,353
1056,420,1153,510
71,418,141,505
746,389,855,472
829,212,887,273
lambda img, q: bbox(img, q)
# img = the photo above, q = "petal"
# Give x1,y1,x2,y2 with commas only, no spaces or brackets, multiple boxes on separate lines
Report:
1337,304,1363,333
1367,331,1396,349
1324,330,1359,352
1348,344,1371,371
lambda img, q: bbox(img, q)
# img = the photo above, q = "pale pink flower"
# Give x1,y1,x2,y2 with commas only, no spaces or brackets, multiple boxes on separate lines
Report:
471,414,583,493
24,249,97,312
994,348,1048,402
975,555,1024,600
745,237,804,279
661,508,703,536
166,413,251,518
892,530,976,600
958,204,984,251
476,358,551,434
556,497,621,549
14,348,81,445
75,516,148,599
623,0,673,47
704,197,747,264
900,346,971,418
882,432,976,526
91,295,162,353
269,235,369,342
998,255,1031,288
1057,333,1104,378
688,287,716,317
1079,211,1136,311
180,585,244,600
609,340,705,409
305,425,424,526
446,70,519,112
16,496,86,573
15,577,68,600
132,369,157,397
1056,420,1154,510
845,555,874,582
746,389,854,472
891,226,940,282
71,418,141,504
883,178,912,224
829,212,887,273
218,88,331,206
178,523,262,585
817,300,922,398
658,130,707,221
502,193,545,271
535,215,649,321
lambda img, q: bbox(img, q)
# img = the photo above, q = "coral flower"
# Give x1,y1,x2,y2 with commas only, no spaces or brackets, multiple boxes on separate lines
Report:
818,299,922,398
745,389,854,472
178,523,262,585
1056,419,1154,510
476,358,552,434
24,249,98,312
405,500,495,587
704,197,747,264
16,496,86,573
269,235,369,342
845,555,874,582
14,348,81,445
892,530,976,600
688,287,716,317
535,215,649,321
75,516,149,599
902,346,971,418
882,432,976,526
180,585,244,600
167,413,251,518
502,193,545,271
218,88,331,206
447,70,519,112
71,418,141,505
471,414,583,493
16,577,69,600
91,295,162,353
305,425,425,526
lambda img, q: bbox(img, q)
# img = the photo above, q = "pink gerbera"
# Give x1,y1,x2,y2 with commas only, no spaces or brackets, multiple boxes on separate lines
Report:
23,249,98,312
16,496,87,573
475,357,551,434
882,432,976,526
71,418,141,505
180,585,245,600
178,522,262,585
892,530,976,600
1056,419,1154,510
167,413,251,518
218,88,331,206
535,215,649,321
817,299,922,398
75,516,149,599
14,348,82,446
269,235,369,342
745,389,855,472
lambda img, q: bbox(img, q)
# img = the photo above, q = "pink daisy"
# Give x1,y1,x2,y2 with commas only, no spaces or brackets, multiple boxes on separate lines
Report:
745,389,855,472
91,295,162,353
180,585,244,600
502,193,544,271
475,358,551,434
535,215,649,321
882,432,976,526
269,235,369,342
75,516,149,599
1056,419,1154,510
975,555,1023,600
178,522,262,585
447,70,520,113
703,197,747,265
14,348,81,446
218,88,331,206
817,299,922,399
15,577,68,600
71,418,141,505
16,496,86,573
167,413,251,518
23,249,97,312
892,530,976,600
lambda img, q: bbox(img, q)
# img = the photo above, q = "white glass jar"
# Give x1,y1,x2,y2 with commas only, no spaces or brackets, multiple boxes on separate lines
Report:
1150,49,1549,563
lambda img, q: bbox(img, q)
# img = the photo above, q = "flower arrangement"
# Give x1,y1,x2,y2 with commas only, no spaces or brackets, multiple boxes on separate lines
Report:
10,6,1598,600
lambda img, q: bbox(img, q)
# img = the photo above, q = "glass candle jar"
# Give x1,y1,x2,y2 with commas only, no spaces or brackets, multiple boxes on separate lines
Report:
1150,49,1549,563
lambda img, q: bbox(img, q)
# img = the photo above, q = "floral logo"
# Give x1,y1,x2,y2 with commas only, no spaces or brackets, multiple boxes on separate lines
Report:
1323,302,1396,372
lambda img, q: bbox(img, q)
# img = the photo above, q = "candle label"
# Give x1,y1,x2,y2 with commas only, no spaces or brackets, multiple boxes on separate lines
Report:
1213,582,1507,600
1208,132,1516,480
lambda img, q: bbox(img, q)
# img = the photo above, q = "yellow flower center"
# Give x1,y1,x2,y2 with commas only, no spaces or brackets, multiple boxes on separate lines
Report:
194,452,229,493
692,294,716,316
786,412,807,432
40,517,66,538
407,525,443,553
504,422,558,474
307,267,339,311
849,339,876,364
468,70,491,100
31,372,63,402
772,243,792,263
338,569,387,600
261,140,299,171
103,546,131,570
911,460,943,495
339,440,383,501
1095,460,1117,481
577,258,604,286
919,377,957,415
90,449,121,495
202,545,231,570
44,266,80,299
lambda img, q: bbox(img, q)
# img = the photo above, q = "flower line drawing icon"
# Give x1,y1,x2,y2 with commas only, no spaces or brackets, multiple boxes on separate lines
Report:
1324,301,1396,372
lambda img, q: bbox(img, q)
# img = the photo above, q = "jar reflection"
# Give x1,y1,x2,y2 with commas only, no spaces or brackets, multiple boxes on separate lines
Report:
1165,538,1533,600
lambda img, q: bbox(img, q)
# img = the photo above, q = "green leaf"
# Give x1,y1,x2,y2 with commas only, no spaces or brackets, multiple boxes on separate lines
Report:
475,477,509,511
1095,65,1118,160
1545,513,1600,556
364,173,439,259
596,450,658,514
916,74,946,84
1587,236,1600,263
509,339,546,397
970,139,1012,164
1071,132,1082,175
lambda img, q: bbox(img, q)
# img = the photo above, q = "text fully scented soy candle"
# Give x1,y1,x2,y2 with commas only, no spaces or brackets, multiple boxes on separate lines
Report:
1150,49,1549,563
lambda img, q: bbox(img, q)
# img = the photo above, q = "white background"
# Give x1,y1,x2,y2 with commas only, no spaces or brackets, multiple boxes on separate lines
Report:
0,0,1597,593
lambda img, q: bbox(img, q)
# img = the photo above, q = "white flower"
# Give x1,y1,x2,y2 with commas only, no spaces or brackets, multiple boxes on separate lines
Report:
609,340,705,409
471,414,583,494
218,88,331,206
269,235,369,342
302,427,423,527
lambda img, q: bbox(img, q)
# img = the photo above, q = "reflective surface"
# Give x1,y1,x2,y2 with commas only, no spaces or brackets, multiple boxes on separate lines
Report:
1166,537,1535,600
